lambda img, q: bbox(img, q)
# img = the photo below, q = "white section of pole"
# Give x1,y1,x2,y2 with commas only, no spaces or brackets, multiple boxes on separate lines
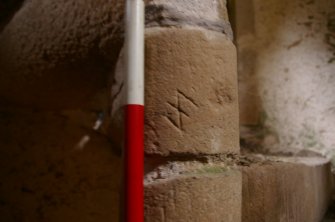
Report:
125,0,145,106
124,0,145,221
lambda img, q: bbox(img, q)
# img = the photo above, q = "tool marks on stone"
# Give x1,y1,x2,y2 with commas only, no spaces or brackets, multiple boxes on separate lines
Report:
177,89,199,108
164,90,198,132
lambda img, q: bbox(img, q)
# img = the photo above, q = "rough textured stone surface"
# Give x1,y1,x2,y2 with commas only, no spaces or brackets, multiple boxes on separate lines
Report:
0,108,121,221
145,0,233,39
145,0,229,21
145,167,241,222
145,27,239,155
0,0,124,109
233,0,335,159
242,156,333,222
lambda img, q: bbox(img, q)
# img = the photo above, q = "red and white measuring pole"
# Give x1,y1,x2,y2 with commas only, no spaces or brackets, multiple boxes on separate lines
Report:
124,0,145,221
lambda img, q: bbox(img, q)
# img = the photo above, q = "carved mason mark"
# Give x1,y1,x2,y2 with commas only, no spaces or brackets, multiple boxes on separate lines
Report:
146,121,159,138
164,90,198,131
177,90,199,108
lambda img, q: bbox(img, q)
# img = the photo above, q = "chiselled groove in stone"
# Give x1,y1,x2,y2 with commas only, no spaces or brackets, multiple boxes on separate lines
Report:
173,98,189,118
179,109,190,118
167,101,176,109
163,115,182,132
145,4,234,40
165,90,198,131
147,121,159,138
177,89,199,108
177,93,184,130
166,101,184,131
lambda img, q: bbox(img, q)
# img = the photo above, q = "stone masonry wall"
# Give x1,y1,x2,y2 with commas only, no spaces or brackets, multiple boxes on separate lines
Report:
233,0,335,161
141,1,242,221
0,0,334,221
0,0,241,220
0,1,124,221
109,1,243,220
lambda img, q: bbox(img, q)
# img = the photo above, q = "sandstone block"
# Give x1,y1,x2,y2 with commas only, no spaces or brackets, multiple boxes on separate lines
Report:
145,166,241,222
242,156,333,222
0,109,121,221
0,0,123,109
145,27,239,155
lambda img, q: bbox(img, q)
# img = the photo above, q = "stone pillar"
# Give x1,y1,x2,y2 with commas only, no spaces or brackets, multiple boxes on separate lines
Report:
142,0,242,221
145,27,239,156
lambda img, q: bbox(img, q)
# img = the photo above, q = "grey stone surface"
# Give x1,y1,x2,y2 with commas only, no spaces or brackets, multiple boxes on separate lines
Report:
145,0,233,39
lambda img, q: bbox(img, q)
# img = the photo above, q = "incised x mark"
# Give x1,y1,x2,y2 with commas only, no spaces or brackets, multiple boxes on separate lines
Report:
164,90,198,132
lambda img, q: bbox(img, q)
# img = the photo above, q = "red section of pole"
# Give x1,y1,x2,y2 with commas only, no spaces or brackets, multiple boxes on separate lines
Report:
124,104,144,222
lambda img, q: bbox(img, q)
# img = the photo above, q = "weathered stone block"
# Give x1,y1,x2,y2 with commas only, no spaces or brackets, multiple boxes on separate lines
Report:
145,0,233,39
242,156,333,222
0,109,121,221
0,0,123,109
145,167,241,222
145,27,239,155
